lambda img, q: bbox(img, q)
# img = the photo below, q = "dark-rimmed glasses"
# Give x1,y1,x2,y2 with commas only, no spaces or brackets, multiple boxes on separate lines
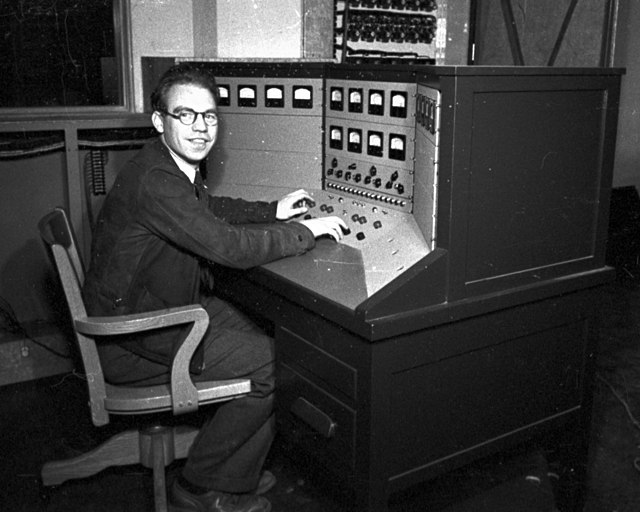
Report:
162,109,218,126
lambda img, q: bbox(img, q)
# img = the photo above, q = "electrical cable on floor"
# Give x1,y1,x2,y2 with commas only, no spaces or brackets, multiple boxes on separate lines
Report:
596,371,640,472
50,370,88,387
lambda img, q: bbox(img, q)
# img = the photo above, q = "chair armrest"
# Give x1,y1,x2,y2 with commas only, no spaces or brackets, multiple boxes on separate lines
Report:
76,305,209,415
75,305,209,336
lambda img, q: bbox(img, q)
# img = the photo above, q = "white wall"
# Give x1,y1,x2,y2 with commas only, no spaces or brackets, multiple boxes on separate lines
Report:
130,0,303,112
130,0,195,112
216,0,302,58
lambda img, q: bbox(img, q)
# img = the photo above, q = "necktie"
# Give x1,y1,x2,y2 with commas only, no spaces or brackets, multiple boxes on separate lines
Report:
194,171,206,200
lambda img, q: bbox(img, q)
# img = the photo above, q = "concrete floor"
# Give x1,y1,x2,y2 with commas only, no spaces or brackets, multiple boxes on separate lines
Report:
583,280,640,512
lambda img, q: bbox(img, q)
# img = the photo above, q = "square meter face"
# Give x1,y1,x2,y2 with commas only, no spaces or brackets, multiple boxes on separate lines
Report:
292,85,313,109
265,85,284,108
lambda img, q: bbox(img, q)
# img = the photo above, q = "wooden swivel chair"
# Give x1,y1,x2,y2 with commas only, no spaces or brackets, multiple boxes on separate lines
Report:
38,207,252,512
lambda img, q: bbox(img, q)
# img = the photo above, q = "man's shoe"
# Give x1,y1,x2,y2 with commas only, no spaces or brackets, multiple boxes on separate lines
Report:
255,470,276,495
169,479,272,512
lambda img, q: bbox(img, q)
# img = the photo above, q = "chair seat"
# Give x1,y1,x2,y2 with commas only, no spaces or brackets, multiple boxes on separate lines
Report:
105,379,252,415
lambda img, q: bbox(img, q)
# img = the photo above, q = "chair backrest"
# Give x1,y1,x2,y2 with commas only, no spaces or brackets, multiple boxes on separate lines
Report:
39,207,110,426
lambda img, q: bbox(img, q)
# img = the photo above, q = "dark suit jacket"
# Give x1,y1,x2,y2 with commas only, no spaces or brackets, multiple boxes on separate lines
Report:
83,138,315,374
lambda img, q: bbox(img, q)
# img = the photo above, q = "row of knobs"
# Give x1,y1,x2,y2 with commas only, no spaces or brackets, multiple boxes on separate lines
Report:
348,0,438,10
346,13,437,44
327,168,405,194
327,160,405,193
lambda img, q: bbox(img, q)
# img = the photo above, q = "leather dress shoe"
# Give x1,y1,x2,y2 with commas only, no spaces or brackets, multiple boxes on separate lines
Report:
255,470,276,495
169,479,271,512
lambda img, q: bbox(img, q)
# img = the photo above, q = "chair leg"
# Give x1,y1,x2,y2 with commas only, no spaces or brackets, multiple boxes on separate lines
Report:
151,431,168,512
140,425,196,512
42,429,140,486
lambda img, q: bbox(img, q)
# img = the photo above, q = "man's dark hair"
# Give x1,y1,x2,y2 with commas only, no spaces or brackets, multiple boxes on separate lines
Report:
151,63,219,112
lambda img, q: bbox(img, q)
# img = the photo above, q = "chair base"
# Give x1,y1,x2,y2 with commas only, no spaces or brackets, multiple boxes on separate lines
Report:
42,425,199,512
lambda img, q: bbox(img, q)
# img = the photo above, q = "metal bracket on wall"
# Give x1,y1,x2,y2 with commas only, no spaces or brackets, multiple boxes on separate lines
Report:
547,0,580,66
500,0,524,65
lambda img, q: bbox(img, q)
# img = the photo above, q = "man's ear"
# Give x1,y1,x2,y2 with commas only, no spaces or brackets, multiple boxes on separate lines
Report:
151,111,165,133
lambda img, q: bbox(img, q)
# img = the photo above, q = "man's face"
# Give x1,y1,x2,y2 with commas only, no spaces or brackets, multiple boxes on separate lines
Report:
152,83,218,165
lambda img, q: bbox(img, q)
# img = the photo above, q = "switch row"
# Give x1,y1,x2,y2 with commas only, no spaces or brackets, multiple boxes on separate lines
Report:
416,93,439,134
326,181,407,207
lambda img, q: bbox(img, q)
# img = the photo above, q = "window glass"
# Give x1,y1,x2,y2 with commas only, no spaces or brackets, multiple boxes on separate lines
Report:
0,0,125,108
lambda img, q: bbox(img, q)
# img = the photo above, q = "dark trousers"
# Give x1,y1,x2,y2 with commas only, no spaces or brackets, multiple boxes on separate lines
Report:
99,295,276,494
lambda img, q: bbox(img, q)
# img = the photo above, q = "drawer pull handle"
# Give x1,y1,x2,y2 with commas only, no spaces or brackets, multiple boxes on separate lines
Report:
290,397,337,438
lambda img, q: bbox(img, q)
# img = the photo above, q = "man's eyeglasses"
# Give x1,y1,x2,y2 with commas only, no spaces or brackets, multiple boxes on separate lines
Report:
162,109,219,126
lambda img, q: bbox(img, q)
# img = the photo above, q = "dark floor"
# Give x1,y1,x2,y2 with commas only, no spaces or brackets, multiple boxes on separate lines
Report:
2,276,640,512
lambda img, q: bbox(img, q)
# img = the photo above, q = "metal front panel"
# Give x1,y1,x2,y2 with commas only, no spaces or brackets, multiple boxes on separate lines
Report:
206,75,323,193
324,79,417,213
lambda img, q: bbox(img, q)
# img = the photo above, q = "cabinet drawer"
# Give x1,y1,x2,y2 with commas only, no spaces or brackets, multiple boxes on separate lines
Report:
278,326,357,400
278,363,356,469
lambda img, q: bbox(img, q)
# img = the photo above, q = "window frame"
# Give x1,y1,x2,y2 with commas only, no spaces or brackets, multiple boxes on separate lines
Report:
0,0,134,118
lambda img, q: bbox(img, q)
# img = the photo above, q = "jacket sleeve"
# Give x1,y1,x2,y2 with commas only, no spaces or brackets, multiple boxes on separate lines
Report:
207,194,278,224
137,167,316,269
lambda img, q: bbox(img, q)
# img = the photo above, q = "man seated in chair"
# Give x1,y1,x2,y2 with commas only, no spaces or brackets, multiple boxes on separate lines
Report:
82,62,347,512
